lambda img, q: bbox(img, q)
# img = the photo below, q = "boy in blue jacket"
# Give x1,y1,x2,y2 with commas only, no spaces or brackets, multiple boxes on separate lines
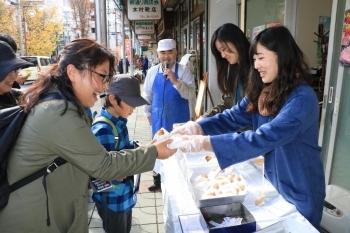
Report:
91,76,149,233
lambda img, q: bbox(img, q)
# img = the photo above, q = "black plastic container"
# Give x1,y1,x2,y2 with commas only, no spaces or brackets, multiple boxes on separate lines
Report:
200,203,256,233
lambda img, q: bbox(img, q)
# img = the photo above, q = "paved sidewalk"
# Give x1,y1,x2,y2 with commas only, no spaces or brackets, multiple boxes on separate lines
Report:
88,83,165,233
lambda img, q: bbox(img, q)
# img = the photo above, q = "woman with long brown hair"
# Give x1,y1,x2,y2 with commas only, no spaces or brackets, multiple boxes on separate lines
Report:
199,23,250,120
171,26,325,231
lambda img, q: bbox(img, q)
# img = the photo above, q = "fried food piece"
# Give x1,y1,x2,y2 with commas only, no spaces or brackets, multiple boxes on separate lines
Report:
228,174,236,183
157,129,165,135
255,197,264,205
205,155,212,162
254,156,265,165
235,188,240,194
201,174,208,178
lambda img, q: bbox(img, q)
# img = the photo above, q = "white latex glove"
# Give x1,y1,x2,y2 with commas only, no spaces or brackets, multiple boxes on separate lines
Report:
195,116,204,122
169,121,204,137
180,135,213,153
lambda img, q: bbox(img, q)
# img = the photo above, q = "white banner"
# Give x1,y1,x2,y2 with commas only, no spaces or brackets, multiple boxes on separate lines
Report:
127,0,161,20
138,35,152,40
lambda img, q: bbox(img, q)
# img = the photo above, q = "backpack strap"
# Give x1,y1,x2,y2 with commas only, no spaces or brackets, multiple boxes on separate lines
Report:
93,116,119,149
9,92,67,192
10,157,67,192
5,92,70,226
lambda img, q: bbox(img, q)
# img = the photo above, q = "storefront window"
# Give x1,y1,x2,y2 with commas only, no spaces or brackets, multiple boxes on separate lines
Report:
193,0,204,9
246,0,285,41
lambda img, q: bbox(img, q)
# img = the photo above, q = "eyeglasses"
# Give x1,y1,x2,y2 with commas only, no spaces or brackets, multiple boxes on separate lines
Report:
7,69,19,78
84,67,112,83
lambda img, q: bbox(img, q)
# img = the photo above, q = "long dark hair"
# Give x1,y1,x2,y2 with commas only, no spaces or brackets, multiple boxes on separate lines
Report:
210,23,250,95
20,38,115,117
246,26,312,115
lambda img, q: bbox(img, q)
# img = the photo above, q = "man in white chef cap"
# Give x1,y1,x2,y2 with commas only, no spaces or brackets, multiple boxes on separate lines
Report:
143,39,196,191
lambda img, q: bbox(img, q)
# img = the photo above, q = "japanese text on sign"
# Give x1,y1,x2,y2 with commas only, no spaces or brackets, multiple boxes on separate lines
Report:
135,21,155,34
127,0,161,20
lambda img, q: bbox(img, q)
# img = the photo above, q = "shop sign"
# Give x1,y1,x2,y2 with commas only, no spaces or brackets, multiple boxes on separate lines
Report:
127,0,161,20
138,35,152,40
135,21,155,34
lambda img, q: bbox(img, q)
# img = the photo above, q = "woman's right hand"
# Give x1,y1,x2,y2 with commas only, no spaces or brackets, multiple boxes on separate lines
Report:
169,121,204,137
153,138,177,159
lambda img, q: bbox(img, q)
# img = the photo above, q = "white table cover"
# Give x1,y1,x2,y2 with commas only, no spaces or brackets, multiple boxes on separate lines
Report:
160,150,319,233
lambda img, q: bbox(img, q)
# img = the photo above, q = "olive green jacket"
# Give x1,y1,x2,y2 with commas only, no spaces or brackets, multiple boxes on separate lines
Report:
0,99,157,233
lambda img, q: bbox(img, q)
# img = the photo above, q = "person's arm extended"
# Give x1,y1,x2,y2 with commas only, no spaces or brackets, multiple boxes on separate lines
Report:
37,101,159,180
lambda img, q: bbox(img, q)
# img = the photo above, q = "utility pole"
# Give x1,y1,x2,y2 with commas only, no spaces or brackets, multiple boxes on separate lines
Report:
17,1,24,55
115,8,118,49
11,0,39,56
129,26,133,76
121,10,126,74
11,0,24,55
24,16,28,55
95,0,107,46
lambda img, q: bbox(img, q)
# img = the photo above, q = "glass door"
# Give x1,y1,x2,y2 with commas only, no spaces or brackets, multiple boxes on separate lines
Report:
246,0,285,42
319,0,350,190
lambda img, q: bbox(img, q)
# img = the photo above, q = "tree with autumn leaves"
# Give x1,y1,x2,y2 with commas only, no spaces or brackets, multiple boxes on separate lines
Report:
68,0,94,38
0,0,64,56
0,1,18,40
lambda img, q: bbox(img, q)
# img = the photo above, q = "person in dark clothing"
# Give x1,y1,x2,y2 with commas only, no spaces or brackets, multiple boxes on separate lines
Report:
0,41,32,109
118,58,130,74
0,33,31,88
142,56,149,76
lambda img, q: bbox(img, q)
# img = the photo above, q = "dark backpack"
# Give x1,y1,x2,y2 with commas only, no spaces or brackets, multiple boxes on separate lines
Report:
0,92,67,211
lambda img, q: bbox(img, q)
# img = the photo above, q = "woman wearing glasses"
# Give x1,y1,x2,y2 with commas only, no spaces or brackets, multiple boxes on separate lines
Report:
0,38,176,233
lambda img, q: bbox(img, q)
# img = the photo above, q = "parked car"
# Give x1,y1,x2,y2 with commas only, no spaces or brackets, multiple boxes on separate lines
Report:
20,56,52,81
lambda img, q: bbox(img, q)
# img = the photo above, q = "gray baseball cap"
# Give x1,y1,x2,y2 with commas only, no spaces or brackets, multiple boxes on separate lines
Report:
106,76,149,107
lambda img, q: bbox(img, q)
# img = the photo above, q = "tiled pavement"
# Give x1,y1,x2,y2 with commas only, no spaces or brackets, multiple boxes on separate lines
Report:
88,83,165,233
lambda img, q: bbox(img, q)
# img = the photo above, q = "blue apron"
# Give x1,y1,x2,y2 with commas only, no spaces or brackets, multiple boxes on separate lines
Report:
151,63,190,137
